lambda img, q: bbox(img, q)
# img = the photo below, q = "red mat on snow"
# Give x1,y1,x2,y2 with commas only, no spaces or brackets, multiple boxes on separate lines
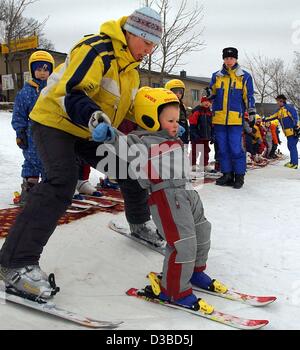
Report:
0,189,124,239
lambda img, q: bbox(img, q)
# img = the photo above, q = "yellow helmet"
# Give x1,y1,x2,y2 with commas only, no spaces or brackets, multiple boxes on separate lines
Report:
134,87,179,132
164,79,185,91
29,50,55,76
255,114,262,122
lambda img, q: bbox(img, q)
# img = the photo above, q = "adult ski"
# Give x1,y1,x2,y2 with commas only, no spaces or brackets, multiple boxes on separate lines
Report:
0,286,122,329
81,194,124,204
108,220,165,255
72,198,117,208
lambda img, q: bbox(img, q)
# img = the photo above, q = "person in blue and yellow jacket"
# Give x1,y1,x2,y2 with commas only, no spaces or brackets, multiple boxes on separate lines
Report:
264,94,299,169
0,7,163,299
11,50,54,204
208,47,256,189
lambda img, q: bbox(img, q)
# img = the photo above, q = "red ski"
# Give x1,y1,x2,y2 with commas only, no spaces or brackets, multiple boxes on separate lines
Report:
126,288,269,330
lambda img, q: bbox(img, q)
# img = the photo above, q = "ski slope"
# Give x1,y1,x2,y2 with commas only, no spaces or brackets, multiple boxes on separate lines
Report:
0,111,300,330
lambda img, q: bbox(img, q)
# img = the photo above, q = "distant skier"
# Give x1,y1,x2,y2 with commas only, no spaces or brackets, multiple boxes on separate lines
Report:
264,94,299,169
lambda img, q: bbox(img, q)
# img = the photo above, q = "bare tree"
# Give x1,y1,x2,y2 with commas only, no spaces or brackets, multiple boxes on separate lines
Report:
0,0,6,21
244,54,289,114
285,52,300,111
38,34,55,51
269,58,288,98
141,0,205,85
244,54,274,111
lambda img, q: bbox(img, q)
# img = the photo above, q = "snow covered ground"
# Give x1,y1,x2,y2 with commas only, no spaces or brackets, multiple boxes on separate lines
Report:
0,111,300,330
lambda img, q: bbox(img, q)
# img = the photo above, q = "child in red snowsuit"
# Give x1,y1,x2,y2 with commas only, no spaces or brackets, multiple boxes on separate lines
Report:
189,97,212,170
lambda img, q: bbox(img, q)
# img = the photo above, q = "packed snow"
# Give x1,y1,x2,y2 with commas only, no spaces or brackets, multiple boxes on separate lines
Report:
0,111,300,330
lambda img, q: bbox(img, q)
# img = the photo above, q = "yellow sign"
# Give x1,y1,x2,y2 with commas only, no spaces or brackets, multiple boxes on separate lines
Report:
1,36,38,54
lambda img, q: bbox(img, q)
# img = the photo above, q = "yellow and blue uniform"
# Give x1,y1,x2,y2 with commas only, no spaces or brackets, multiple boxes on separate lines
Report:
209,64,256,175
210,64,255,126
265,103,299,165
30,16,140,139
264,103,299,137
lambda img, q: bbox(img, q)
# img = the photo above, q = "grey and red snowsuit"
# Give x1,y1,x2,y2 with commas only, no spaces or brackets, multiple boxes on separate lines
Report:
113,129,212,301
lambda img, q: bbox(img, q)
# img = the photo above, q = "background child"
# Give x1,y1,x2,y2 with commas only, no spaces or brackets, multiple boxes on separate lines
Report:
189,96,213,171
165,79,189,144
12,51,54,204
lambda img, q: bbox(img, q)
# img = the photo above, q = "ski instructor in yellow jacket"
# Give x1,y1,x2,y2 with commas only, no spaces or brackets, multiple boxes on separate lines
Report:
0,7,163,299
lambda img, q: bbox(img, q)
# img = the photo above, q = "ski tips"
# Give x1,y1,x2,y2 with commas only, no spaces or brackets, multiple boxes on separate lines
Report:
126,288,138,296
257,296,277,303
246,319,269,328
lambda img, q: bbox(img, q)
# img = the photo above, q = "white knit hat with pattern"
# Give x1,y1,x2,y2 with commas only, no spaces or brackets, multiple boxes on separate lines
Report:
124,7,162,45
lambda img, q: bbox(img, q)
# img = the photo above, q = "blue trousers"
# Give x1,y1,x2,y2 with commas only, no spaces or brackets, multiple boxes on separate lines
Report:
287,136,298,165
21,127,44,179
214,125,246,175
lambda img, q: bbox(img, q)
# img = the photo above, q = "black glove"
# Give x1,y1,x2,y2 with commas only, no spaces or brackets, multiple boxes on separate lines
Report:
248,111,256,127
293,126,300,137
16,129,28,150
204,87,212,98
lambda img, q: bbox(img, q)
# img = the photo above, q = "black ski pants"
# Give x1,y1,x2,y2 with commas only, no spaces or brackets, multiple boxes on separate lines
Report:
0,123,150,268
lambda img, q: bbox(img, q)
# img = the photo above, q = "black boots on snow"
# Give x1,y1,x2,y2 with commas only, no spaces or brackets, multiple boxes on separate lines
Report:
216,173,244,189
215,173,234,186
233,174,244,189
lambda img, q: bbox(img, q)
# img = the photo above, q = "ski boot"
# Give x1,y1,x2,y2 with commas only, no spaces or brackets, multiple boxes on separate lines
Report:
19,178,39,206
191,271,228,294
98,177,120,190
204,165,214,173
147,272,214,314
76,180,103,196
129,221,165,248
0,265,60,300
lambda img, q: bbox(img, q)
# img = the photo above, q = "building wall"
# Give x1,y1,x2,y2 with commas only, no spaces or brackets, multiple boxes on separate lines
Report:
140,71,209,109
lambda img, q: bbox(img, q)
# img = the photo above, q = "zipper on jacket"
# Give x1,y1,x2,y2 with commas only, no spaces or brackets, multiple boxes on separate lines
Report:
225,77,232,126
112,105,118,125
112,97,120,125
174,189,180,208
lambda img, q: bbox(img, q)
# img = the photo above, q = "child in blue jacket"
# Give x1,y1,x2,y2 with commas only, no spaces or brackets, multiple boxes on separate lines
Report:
12,51,54,204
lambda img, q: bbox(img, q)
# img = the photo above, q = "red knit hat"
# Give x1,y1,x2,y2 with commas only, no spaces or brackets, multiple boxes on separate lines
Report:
201,96,210,103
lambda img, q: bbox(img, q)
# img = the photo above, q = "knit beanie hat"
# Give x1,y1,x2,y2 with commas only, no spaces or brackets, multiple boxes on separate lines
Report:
124,7,162,45
31,61,53,77
222,47,238,59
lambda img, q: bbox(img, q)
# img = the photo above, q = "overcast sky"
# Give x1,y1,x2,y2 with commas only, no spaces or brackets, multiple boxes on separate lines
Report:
23,0,300,78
